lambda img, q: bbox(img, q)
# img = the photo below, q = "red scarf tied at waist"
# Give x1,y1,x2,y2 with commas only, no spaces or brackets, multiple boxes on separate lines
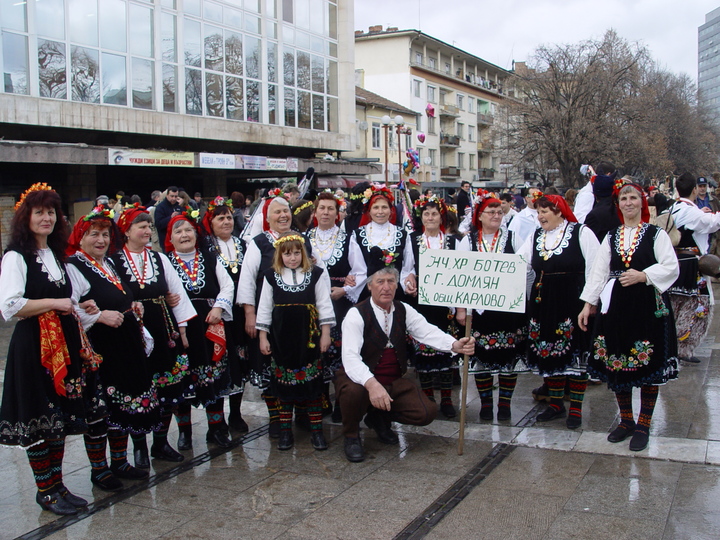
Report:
38,311,72,397
205,321,226,362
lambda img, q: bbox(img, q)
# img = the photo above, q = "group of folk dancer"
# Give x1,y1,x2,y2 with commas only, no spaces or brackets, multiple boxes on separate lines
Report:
1,170,710,515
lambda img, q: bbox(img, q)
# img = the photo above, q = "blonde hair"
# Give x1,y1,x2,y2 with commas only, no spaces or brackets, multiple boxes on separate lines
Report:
272,233,312,273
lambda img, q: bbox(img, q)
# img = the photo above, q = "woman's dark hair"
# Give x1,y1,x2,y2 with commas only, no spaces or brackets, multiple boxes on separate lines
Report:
314,191,340,211
291,199,314,233
348,181,371,216
535,197,562,214
446,208,459,235
230,191,245,209
414,200,446,232
9,189,70,260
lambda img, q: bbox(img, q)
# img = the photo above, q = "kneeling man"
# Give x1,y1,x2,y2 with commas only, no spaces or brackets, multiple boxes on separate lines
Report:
336,267,475,462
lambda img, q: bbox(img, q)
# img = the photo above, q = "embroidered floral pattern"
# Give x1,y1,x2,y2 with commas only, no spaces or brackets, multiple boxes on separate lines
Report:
528,318,574,358
308,226,346,268
273,270,312,292
535,222,575,259
106,386,160,414
594,336,654,371
473,329,526,350
169,251,207,293
120,249,160,286
358,224,403,252
271,359,321,385
153,354,189,387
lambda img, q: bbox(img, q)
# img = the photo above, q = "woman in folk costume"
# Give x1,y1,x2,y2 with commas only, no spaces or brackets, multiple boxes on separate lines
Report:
348,184,417,300
256,234,335,451
305,191,364,419
517,193,600,429
408,194,462,418
67,207,161,491
111,204,196,467
456,190,529,422
0,184,105,515
165,207,235,450
579,181,679,451
200,197,250,433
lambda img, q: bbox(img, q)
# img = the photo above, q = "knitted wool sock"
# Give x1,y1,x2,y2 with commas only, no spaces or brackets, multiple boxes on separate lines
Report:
439,371,453,404
545,376,566,412
498,374,518,412
206,399,225,431
228,392,243,418
567,374,588,420
27,440,54,492
419,372,435,400
47,438,66,489
84,434,110,479
637,385,659,435
108,430,129,469
152,409,173,446
615,390,635,426
175,402,192,431
278,401,294,432
474,373,494,413
305,398,324,431
262,392,280,425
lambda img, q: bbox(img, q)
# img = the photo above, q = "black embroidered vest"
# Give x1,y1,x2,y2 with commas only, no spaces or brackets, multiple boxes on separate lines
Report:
357,299,407,374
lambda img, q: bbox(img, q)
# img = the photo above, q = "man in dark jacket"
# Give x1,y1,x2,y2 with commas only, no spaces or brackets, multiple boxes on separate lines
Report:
583,168,621,242
153,186,181,251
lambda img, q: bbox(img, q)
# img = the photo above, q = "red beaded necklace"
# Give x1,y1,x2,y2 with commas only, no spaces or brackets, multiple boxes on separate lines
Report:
174,250,200,291
80,250,126,294
479,229,499,252
123,246,149,289
619,224,643,268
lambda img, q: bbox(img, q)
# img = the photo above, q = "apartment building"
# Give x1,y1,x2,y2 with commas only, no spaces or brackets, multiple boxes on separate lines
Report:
700,6,720,122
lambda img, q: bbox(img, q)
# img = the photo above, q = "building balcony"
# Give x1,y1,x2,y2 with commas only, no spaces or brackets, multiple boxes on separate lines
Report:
478,168,495,179
477,140,493,152
441,167,461,178
439,105,460,117
477,113,494,125
439,133,460,147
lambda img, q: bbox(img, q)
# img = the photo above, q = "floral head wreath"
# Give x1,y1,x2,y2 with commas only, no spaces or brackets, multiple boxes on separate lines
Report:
15,182,54,210
267,187,284,199
273,233,305,249
531,190,544,203
447,205,458,214
413,194,447,217
361,184,395,206
67,206,121,256
180,205,200,222
293,200,314,216
83,205,114,221
612,178,650,224
208,196,233,213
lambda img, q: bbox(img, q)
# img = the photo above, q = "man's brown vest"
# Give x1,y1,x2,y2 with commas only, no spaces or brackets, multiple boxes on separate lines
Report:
356,299,407,375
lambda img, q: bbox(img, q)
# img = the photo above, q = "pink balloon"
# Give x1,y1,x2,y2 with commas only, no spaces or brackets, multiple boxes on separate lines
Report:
417,132,426,143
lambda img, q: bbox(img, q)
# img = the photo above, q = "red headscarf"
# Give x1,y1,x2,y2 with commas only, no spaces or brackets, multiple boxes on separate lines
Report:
165,213,199,253
117,203,149,235
262,190,291,232
359,193,397,226
472,189,500,231
613,182,650,224
200,196,234,236
542,194,578,223
66,207,119,256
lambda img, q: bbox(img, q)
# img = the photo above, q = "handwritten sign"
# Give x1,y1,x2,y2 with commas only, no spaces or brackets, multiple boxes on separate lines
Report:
418,249,527,313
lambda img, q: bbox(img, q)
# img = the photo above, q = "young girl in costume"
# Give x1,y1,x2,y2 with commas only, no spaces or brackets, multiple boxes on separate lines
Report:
256,233,335,451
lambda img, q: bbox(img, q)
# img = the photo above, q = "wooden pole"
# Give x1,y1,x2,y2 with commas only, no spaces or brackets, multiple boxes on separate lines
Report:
457,311,473,455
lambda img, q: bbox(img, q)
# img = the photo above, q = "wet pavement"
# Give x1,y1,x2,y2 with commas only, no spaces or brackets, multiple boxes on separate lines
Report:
2,293,720,539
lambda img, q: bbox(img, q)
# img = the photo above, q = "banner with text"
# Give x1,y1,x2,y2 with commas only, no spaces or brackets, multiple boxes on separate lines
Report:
418,249,527,313
109,148,195,167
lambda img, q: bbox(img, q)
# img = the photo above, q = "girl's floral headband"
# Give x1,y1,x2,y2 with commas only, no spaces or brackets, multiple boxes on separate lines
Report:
413,194,447,217
293,201,314,216
273,234,305,249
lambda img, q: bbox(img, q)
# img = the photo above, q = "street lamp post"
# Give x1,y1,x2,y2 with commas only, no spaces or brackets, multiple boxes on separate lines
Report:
381,114,405,186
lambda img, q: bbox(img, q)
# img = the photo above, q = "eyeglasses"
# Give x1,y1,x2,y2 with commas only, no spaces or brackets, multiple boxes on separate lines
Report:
482,210,503,216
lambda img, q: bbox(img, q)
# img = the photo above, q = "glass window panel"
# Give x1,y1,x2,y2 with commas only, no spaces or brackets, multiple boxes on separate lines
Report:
310,36,324,53
69,0,98,46
205,73,224,116
267,22,277,39
36,0,65,39
296,0,309,29
38,39,67,99
71,45,100,102
204,2,222,23
328,3,337,39
246,79,260,122
129,4,153,57
204,26,223,71
295,31,309,50
132,57,153,109
312,93,324,130
311,55,323,93
1,0,26,32
2,32,28,94
224,7,242,29
326,96,337,132
185,0,201,16
224,0,242,6
225,32,243,75
284,87,295,126
162,63,176,112
268,84,277,124
184,18,201,67
101,52,126,105
100,0,126,52
297,90,310,129
245,35,260,79
282,0,293,23
328,41,337,57
244,0,260,13
283,24,294,44
245,15,260,34
297,51,310,90
185,67,202,114
283,46,294,86
327,60,337,95
161,0,176,8
226,75,243,120
161,13,176,62
310,0,323,35
268,41,277,83
267,0,277,18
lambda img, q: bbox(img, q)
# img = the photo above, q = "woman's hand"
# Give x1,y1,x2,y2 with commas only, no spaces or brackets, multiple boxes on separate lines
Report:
578,303,597,332
205,306,222,325
98,310,124,328
244,307,257,339
320,326,331,353
179,327,189,349
404,274,417,296
259,332,272,355
79,299,99,315
165,292,180,308
54,298,74,315
455,308,467,327
345,275,356,287
330,287,346,301
618,269,646,287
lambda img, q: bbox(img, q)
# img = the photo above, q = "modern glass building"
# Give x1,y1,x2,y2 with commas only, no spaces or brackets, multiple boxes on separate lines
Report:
699,6,720,122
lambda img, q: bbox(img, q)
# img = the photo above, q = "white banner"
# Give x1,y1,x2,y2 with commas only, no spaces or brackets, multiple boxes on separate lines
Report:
199,153,236,169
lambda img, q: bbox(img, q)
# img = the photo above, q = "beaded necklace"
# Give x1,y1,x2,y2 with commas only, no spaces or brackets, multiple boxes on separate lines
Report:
619,224,643,268
37,248,64,286
214,236,239,274
479,229,499,252
368,221,392,246
123,246,148,289
79,250,125,294
174,250,201,292
538,222,568,260
424,230,444,249
312,226,340,258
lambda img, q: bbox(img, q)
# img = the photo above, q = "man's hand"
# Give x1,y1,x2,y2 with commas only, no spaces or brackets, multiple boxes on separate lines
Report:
702,207,713,213
404,274,417,296
451,336,475,356
330,287,346,301
365,378,393,411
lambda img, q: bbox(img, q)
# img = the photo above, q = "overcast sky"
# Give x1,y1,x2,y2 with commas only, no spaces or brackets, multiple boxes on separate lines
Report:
354,0,720,81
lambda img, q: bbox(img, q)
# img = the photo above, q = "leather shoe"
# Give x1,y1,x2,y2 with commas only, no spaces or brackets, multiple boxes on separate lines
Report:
310,431,328,451
111,463,149,480
496,407,511,421
682,356,701,364
440,402,457,418
365,413,399,445
133,445,150,469
177,431,192,450
566,415,582,430
228,414,249,433
629,430,649,452
206,429,233,448
344,437,365,462
607,422,635,443
57,485,88,508
536,405,566,422
91,470,123,492
150,442,184,462
36,490,78,515
278,431,294,450
268,421,281,439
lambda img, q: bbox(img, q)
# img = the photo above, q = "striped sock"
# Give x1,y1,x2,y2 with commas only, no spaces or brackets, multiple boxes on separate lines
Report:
27,441,54,492
637,385,659,435
152,409,173,446
474,373,493,413
498,374,518,412
206,399,225,429
278,401,294,432
439,371,453,405
305,398,324,431
419,372,435,400
47,438,66,489
545,376,566,412
262,392,280,424
175,402,192,429
615,390,635,426
567,374,588,420
108,430,129,469
84,434,111,481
